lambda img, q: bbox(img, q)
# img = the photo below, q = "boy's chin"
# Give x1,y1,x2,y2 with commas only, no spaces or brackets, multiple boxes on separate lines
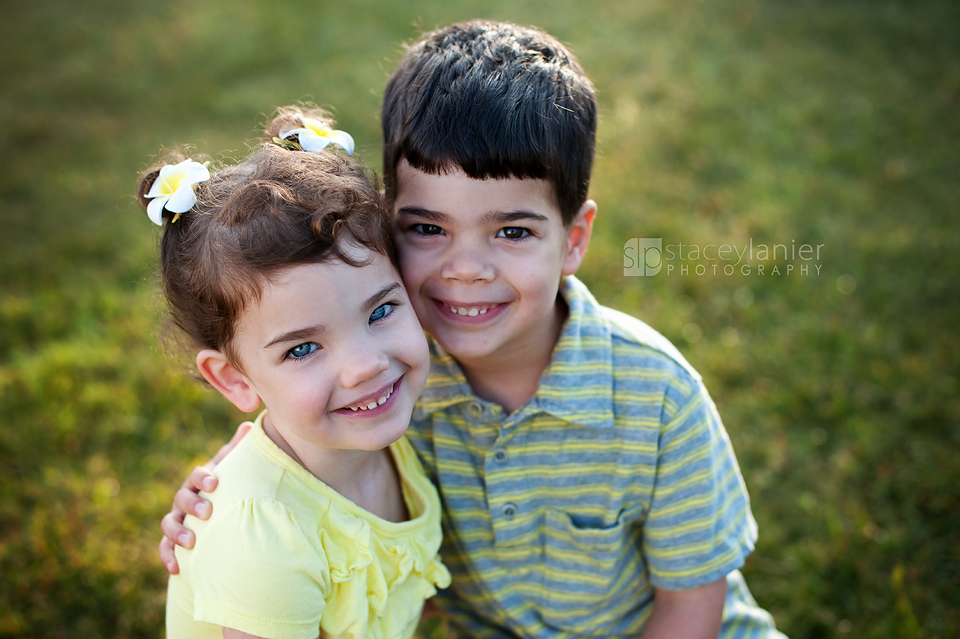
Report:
423,304,564,368
428,330,507,365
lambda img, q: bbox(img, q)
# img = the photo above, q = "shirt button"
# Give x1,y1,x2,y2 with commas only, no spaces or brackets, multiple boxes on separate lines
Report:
493,448,508,463
468,402,483,417
501,503,518,519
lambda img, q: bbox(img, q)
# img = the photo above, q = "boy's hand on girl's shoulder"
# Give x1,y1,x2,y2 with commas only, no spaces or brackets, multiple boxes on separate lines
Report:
158,422,253,575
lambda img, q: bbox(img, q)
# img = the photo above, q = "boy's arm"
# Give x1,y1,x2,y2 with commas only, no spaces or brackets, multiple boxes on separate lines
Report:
158,422,253,574
640,578,726,639
637,373,751,637
640,374,756,611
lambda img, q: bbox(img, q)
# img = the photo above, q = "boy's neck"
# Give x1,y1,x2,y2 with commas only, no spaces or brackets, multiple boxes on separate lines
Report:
452,297,567,414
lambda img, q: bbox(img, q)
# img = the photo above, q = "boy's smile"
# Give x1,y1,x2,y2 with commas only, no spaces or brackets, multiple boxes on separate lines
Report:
392,161,595,377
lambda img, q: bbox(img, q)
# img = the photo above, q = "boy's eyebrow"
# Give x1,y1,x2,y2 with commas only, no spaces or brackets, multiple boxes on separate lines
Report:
397,207,549,224
396,207,447,222
486,210,550,224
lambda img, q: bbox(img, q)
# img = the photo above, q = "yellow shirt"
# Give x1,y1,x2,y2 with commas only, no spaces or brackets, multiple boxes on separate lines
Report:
166,412,450,639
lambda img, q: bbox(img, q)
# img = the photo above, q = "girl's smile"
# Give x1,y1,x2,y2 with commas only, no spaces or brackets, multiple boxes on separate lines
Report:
337,375,403,414
213,245,430,474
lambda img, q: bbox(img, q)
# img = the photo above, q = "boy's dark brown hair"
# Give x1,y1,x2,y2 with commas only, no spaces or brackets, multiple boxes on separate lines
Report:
136,106,393,369
381,20,597,225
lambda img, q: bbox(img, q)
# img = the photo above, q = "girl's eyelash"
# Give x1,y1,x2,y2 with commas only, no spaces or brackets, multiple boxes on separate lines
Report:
282,302,401,361
370,301,400,323
284,342,320,362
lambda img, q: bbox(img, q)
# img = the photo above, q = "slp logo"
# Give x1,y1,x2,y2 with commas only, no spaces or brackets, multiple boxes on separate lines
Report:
623,238,662,276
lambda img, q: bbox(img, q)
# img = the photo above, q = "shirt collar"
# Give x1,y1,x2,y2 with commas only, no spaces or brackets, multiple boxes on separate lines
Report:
413,275,616,429
412,340,476,420
534,275,616,428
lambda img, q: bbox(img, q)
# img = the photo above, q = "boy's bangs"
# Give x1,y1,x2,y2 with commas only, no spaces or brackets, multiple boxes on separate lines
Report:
397,123,551,184
382,20,596,223
392,91,590,213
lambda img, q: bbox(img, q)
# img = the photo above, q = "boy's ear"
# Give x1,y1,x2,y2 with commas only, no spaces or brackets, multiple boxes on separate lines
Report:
196,349,262,413
561,199,598,276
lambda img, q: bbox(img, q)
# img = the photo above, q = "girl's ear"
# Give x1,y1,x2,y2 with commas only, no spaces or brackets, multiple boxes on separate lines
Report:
196,349,262,413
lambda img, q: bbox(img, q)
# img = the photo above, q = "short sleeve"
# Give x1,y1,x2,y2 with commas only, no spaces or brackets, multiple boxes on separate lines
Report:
643,378,758,590
190,498,330,639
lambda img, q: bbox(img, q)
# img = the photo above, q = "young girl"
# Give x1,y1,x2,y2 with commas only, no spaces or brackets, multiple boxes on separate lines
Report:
139,107,450,639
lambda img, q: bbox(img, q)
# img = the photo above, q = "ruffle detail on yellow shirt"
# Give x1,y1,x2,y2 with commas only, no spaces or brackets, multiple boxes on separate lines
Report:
316,506,451,637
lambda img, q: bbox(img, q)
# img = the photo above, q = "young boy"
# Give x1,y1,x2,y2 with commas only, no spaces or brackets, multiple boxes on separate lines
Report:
161,20,785,638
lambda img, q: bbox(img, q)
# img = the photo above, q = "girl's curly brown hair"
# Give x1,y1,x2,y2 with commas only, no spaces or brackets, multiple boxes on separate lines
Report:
137,106,394,370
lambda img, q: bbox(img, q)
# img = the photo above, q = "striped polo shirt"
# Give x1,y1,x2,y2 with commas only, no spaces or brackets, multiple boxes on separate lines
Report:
406,275,785,638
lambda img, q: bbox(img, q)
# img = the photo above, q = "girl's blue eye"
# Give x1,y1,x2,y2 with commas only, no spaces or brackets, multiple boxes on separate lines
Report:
287,342,319,360
370,303,394,323
497,227,530,240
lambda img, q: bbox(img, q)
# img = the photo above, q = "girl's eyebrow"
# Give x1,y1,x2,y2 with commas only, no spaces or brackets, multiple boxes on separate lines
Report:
263,282,402,350
264,324,326,350
366,282,403,310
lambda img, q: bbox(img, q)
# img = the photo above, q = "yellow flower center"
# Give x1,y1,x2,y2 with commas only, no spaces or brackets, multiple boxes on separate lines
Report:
158,167,189,196
302,118,334,139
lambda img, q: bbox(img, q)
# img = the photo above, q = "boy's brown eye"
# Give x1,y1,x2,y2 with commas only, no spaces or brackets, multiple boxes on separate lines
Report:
415,224,443,235
497,227,530,240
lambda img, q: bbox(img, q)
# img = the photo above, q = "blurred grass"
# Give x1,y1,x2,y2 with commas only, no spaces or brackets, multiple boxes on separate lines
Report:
1,0,957,637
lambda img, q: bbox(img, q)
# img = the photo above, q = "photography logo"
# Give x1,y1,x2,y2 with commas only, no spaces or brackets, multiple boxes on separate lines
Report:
624,238,662,276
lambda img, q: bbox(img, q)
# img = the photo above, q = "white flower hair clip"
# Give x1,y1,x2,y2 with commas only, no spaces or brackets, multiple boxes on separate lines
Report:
278,117,355,156
145,159,211,226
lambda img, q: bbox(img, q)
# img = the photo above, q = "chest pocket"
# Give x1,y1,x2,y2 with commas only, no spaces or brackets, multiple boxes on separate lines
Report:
533,504,649,632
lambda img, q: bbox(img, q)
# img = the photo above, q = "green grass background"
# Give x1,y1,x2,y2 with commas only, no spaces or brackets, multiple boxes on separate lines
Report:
1,0,958,637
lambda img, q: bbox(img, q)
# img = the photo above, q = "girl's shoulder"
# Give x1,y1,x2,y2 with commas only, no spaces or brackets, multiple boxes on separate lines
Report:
183,494,332,633
201,417,291,506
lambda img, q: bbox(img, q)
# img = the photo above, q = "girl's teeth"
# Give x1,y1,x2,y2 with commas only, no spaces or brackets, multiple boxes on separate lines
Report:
347,384,394,411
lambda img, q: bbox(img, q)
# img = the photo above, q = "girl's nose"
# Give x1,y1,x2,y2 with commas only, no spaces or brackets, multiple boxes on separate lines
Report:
338,343,390,389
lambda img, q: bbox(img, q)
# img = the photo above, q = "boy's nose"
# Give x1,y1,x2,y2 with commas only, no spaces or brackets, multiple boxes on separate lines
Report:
440,247,495,283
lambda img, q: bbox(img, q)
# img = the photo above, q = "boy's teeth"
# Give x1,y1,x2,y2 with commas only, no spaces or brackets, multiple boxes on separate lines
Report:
449,305,489,316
